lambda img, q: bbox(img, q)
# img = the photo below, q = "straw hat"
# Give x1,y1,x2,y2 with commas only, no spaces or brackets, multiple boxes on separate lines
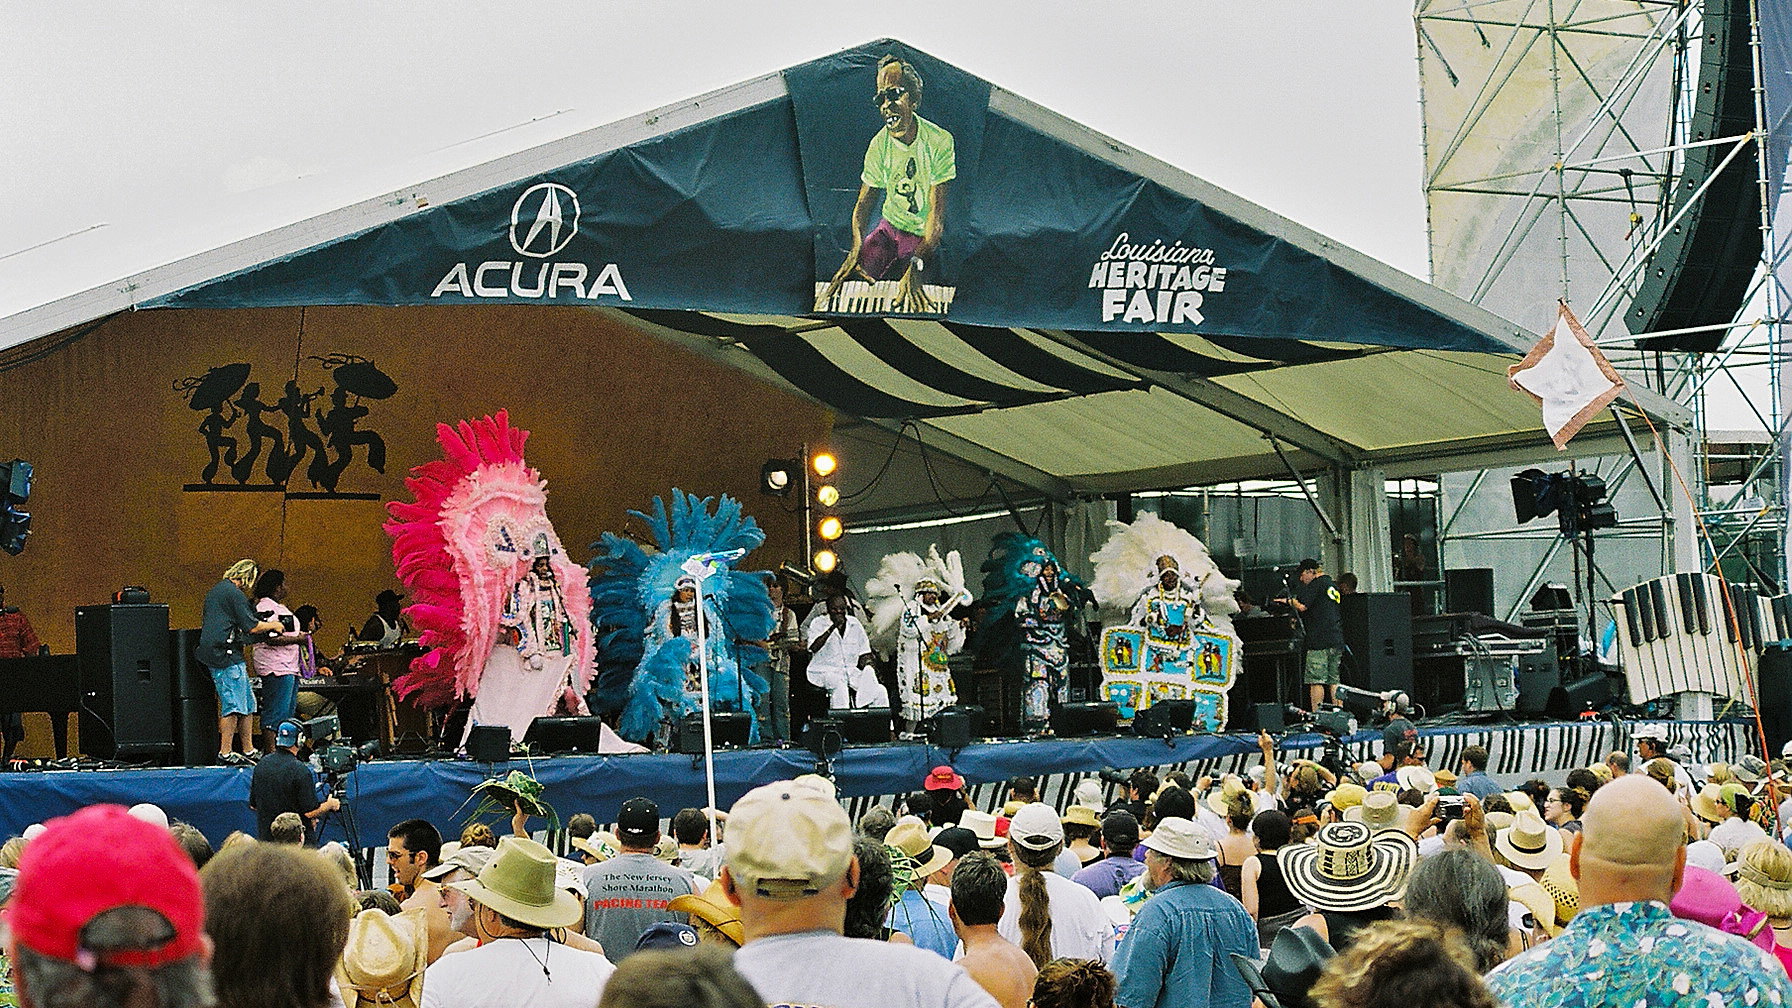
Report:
1354,761,1384,785
1539,853,1579,928
336,909,427,1008
1206,777,1250,818
1062,805,1101,829
1691,785,1729,824
1495,811,1563,871
1342,790,1402,833
1509,881,1561,938
1483,810,1515,835
885,820,952,877
668,877,744,947
1433,768,1458,787
569,832,618,863
1586,763,1614,784
1734,837,1792,918
1277,821,1418,913
1324,783,1367,812
1504,791,1537,814
445,836,582,930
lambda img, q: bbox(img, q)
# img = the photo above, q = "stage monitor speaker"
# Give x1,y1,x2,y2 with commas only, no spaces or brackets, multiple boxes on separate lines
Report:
1513,650,1561,715
1340,593,1413,696
835,707,893,745
521,716,605,755
1546,674,1617,720
1445,569,1495,619
467,725,511,763
168,627,217,766
1051,701,1119,738
1232,701,1285,733
77,604,175,762
923,704,985,749
1760,643,1792,755
1133,699,1195,738
1625,0,1761,351
804,717,844,758
674,711,752,754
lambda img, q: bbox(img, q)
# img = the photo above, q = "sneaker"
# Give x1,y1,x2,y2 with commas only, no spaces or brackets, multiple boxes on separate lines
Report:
243,749,263,763
221,752,251,767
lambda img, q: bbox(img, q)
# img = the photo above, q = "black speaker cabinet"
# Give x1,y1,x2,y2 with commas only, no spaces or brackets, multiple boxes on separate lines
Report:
1233,701,1285,733
1626,0,1761,350
521,716,605,754
169,627,218,766
1445,569,1495,619
1340,593,1413,696
1760,643,1792,756
1051,701,1118,738
835,707,893,745
674,711,751,753
1133,699,1194,738
77,604,175,762
467,724,511,763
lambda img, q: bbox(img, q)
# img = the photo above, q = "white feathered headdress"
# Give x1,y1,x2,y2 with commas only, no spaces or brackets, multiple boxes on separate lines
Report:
1088,513,1241,638
865,545,970,655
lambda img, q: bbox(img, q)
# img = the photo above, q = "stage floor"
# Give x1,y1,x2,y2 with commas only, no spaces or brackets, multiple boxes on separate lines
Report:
0,717,1754,845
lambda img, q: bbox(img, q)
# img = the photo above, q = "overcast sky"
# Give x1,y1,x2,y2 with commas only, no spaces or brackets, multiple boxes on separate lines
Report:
0,2,1765,429
0,3,1430,292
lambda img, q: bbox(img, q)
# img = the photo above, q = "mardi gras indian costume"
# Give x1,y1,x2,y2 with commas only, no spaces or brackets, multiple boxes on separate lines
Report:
1089,512,1242,732
384,411,599,748
589,491,773,746
867,547,972,734
976,533,1090,733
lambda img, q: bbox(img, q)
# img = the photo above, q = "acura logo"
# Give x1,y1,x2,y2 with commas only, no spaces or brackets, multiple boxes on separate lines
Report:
509,183,580,258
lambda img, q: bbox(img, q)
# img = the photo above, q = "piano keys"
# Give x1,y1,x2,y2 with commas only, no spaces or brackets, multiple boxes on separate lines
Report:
1613,573,1785,704
811,279,958,315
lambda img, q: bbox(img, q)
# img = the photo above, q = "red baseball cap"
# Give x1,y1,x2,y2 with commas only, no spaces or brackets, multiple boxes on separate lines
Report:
923,765,965,791
7,805,204,968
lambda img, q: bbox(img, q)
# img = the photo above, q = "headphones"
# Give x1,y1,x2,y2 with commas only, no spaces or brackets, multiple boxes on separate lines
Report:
277,720,304,745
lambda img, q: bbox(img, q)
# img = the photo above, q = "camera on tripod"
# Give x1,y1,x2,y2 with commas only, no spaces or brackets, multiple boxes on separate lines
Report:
302,715,379,783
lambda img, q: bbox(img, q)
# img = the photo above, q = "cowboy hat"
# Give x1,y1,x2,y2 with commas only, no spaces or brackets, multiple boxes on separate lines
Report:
1277,821,1417,913
668,877,744,947
446,836,582,930
885,820,953,877
1259,924,1335,1008
1494,811,1563,871
336,908,427,1008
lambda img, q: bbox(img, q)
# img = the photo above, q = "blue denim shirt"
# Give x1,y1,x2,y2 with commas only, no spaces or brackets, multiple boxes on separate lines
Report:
1112,879,1258,1008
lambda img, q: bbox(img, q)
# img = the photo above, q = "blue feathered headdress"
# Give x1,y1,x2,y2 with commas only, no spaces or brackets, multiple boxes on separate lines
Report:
589,490,774,743
972,531,1089,669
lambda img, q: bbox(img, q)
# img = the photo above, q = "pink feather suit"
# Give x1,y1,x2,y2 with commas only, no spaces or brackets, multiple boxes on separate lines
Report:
384,411,595,746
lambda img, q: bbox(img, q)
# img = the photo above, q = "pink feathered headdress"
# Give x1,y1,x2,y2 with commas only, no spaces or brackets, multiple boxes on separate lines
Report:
383,411,593,709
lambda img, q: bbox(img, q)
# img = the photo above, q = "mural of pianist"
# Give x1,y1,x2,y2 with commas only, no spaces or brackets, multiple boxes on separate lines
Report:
818,54,956,314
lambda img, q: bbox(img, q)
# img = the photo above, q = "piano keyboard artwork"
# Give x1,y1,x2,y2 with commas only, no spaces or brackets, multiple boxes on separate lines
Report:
813,280,958,315
1613,573,1789,704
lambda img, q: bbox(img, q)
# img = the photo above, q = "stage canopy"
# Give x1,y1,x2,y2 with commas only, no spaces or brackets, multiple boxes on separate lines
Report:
0,40,1688,513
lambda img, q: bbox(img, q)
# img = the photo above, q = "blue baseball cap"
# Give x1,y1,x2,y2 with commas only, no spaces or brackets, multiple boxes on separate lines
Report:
635,921,698,951
275,721,302,748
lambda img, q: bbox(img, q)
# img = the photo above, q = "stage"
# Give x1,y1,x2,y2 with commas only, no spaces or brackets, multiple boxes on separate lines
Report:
0,717,1755,847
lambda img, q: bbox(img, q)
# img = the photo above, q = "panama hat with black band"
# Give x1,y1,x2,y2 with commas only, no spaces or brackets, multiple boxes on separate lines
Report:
1277,820,1418,913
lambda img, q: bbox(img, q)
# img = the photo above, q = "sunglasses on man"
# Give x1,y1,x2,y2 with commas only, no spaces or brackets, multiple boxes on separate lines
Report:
874,86,908,105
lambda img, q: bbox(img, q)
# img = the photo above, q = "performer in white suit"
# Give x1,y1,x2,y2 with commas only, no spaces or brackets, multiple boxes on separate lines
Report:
896,578,966,735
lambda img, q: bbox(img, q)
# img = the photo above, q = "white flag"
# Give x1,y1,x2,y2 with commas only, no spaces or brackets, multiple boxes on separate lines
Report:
1508,302,1627,450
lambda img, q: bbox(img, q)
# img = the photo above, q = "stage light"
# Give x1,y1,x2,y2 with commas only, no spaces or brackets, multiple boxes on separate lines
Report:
760,459,796,496
817,516,843,541
814,549,839,573
811,452,837,478
816,484,839,507
0,460,32,557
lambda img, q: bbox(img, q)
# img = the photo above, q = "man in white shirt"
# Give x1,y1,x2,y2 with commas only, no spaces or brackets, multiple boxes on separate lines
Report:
998,803,1114,963
723,775,999,1008
423,836,614,1008
1632,726,1694,798
807,594,888,709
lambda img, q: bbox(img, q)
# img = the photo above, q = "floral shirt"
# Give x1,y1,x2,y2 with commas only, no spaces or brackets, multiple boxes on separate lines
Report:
1487,900,1790,1008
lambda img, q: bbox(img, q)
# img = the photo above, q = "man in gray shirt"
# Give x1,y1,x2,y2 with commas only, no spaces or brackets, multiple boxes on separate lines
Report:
581,797,697,961
724,774,999,1008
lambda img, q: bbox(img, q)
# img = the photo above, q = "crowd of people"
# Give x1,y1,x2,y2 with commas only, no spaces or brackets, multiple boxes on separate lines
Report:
6,720,1792,1008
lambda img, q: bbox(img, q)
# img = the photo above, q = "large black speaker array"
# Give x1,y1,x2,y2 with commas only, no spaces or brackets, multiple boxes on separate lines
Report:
170,627,219,766
76,604,176,762
1625,0,1761,351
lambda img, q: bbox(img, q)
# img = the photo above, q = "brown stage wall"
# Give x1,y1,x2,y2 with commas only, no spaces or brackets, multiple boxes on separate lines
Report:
0,305,829,752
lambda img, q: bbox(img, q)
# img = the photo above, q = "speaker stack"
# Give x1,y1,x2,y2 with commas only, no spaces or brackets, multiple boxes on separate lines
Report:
1625,0,1761,351
169,627,219,766
1340,593,1413,696
76,603,176,762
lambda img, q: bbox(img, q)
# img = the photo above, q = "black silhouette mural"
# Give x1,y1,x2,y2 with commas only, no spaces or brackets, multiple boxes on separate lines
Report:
178,354,395,499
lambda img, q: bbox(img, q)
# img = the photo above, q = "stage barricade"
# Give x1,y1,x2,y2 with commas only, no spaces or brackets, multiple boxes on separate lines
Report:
0,718,1757,845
